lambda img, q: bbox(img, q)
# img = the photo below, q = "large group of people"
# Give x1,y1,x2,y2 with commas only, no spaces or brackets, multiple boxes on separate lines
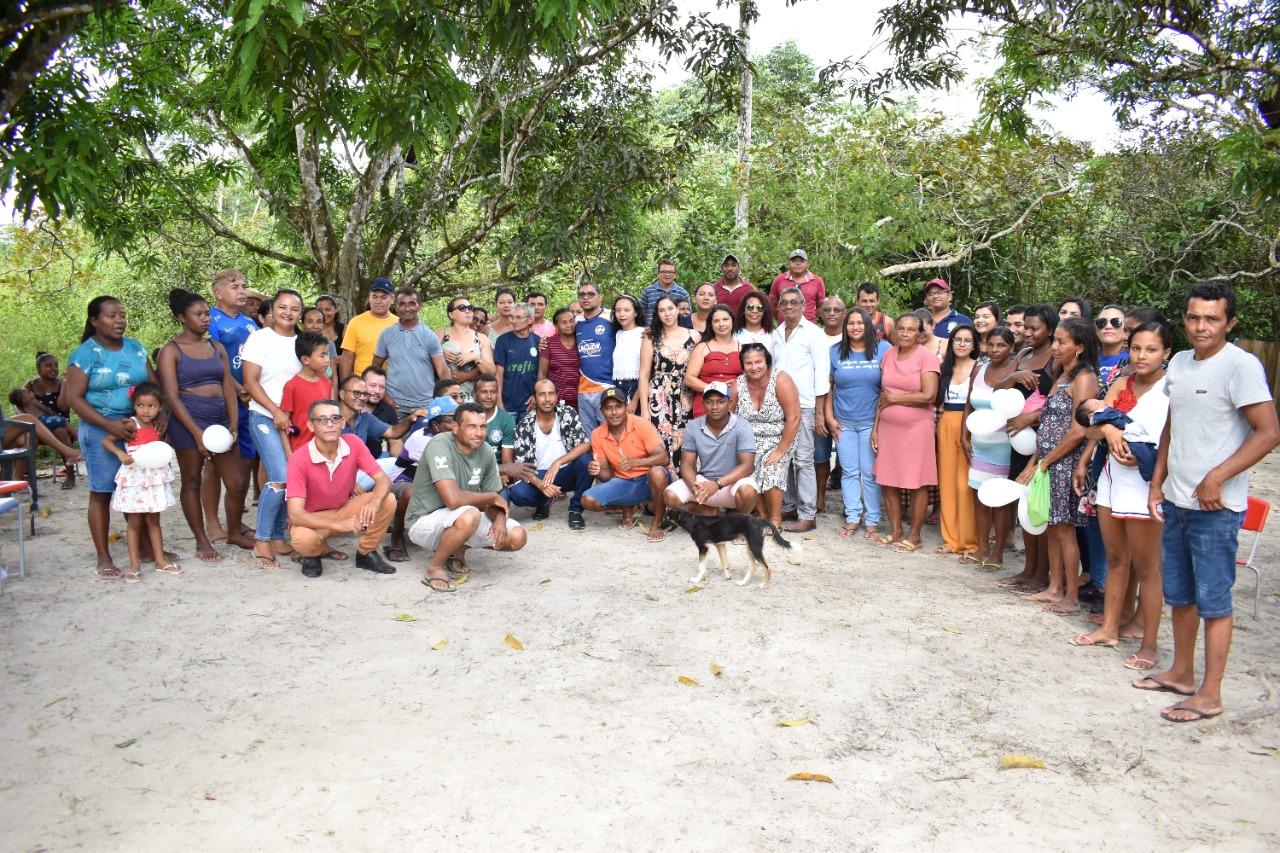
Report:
6,251,1278,724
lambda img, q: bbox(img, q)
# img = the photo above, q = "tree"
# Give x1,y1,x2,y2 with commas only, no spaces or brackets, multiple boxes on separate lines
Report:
1,0,754,309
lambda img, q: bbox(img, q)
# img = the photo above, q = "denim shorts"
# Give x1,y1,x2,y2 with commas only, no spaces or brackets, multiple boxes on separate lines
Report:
583,469,667,507
1161,501,1243,619
37,414,68,431
814,431,833,465
78,418,125,494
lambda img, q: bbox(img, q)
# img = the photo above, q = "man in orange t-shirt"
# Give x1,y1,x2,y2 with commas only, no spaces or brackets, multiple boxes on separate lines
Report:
581,388,672,538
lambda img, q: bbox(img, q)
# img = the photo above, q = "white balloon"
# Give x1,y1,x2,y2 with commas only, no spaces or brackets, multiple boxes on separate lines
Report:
1010,427,1038,456
131,441,175,469
202,424,233,454
991,388,1025,419
978,477,1025,508
966,409,1005,438
1017,493,1048,535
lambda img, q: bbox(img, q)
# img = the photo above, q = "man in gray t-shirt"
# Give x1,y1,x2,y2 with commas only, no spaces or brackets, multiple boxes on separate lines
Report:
372,288,449,417
662,382,758,515
1140,282,1279,724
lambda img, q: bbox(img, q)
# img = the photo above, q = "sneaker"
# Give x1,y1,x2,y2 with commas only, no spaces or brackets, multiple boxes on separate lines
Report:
300,556,323,578
567,511,585,530
356,550,396,574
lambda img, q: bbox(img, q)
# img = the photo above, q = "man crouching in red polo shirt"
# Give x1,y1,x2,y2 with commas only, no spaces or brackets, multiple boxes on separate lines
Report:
285,399,397,578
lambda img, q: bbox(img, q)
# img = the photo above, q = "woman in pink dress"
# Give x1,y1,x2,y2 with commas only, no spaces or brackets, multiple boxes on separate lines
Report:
872,313,941,551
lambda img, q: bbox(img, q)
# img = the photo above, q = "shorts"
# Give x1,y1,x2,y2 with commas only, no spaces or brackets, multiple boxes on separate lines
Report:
1160,501,1243,619
166,393,230,451
665,474,758,509
584,468,669,507
1095,458,1151,520
236,402,257,460
78,418,125,493
37,414,68,431
814,431,833,465
407,505,522,553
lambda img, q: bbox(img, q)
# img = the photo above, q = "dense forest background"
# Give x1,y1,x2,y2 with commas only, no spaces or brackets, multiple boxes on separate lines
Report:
2,1,1277,394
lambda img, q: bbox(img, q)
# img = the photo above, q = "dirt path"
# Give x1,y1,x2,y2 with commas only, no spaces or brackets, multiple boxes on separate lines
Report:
3,454,1279,850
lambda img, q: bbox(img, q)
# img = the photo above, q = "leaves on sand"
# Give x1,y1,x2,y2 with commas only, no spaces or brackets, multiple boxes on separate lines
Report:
777,717,811,727
684,585,702,594
538,578,551,585
431,637,449,650
942,626,963,634
452,574,469,586
787,772,832,783
709,662,723,677
504,633,524,651
392,613,417,623
999,755,1046,770
43,696,66,708
115,738,137,749
677,675,700,687
531,522,544,531
107,532,123,542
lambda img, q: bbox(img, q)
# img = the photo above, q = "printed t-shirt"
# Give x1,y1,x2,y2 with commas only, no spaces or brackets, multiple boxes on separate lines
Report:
576,313,616,393
493,331,541,415
831,339,891,423
340,311,397,375
591,415,664,479
209,307,259,383
240,328,301,416
485,409,516,455
67,337,150,419
405,433,501,525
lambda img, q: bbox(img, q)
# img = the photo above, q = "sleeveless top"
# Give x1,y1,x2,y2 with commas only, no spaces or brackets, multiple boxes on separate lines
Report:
29,384,63,414
174,342,224,390
128,420,162,451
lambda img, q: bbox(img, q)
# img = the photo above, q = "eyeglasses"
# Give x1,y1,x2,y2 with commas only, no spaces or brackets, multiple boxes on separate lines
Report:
346,390,371,398
820,306,845,313
309,415,345,426
1094,317,1123,329
577,290,598,298
449,392,466,401
779,299,803,307
743,304,765,312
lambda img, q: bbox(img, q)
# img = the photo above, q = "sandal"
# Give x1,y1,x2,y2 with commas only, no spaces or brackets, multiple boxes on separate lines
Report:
645,531,665,543
156,562,183,575
95,565,123,580
325,548,349,561
894,540,921,553
958,552,982,564
1123,654,1156,671
421,574,456,593
862,527,879,541
445,556,470,579
874,534,898,547
253,554,280,570
382,545,410,562
618,518,639,530
839,523,860,538
123,569,141,583
978,560,1005,572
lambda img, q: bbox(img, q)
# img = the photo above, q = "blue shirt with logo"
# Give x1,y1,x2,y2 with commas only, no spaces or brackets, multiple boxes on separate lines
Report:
830,339,891,424
575,313,616,388
209,307,259,384
493,331,541,416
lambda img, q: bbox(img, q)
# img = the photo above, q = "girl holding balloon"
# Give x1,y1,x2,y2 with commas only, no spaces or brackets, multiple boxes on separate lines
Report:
103,381,178,580
962,327,1019,569
157,288,247,563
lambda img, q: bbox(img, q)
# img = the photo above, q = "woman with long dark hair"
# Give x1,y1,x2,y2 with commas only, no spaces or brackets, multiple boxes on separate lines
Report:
734,290,774,351
963,327,1016,568
638,295,698,468
64,296,157,578
316,295,345,344
1016,316,1100,614
935,324,979,555
537,306,580,409
685,304,742,419
735,343,801,527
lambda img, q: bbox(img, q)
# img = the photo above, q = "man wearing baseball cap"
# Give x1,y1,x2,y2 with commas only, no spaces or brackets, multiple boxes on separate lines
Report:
338,276,397,380
922,278,971,339
581,387,672,540
769,249,826,322
713,254,757,315
663,382,759,517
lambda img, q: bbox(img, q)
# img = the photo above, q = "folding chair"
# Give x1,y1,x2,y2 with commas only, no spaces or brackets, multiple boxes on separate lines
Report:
1238,495,1270,619
0,418,39,535
0,494,26,598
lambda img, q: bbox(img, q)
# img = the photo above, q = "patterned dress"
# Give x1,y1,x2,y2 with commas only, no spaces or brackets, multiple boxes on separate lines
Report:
1037,380,1085,526
648,331,694,459
110,423,176,514
735,370,792,492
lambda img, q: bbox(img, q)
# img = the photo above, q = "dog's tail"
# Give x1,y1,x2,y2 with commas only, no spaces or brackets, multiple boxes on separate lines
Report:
761,519,801,554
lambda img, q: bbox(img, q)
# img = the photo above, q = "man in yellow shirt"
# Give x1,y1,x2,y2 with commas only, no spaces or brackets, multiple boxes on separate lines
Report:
338,277,397,379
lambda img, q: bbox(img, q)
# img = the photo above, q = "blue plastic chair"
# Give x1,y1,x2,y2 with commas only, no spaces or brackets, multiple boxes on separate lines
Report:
0,496,25,597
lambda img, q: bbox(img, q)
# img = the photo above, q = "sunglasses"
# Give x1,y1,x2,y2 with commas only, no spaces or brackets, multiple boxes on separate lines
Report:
577,291,598,298
449,392,466,401
1095,317,1123,329
346,390,371,398
743,304,765,312
309,415,345,426
451,304,474,312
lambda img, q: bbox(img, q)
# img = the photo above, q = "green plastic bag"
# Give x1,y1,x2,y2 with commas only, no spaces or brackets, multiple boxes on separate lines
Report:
1028,464,1051,528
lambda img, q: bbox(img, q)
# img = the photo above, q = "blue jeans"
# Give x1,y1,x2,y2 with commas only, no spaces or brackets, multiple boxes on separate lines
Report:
837,420,880,525
508,455,594,514
1161,501,1243,619
248,411,290,542
578,391,605,435
583,468,668,507
1084,515,1108,590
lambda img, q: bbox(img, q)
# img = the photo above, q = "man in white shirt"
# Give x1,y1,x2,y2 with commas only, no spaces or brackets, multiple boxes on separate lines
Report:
507,379,594,529
771,286,831,532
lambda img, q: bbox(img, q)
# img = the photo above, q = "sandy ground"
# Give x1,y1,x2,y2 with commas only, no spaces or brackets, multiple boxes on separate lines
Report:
2,452,1280,852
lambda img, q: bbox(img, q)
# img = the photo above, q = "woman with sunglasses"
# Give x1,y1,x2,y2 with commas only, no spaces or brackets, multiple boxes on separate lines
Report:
436,296,495,400
1093,305,1128,391
733,291,774,352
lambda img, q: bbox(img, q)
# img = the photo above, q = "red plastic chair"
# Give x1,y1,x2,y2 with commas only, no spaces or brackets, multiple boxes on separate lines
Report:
1238,496,1270,619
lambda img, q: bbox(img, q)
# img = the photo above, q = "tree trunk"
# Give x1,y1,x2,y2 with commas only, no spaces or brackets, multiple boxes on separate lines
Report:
734,1,752,249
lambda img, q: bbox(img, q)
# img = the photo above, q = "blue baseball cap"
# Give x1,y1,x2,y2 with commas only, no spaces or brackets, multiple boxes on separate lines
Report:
427,396,458,423
369,276,394,293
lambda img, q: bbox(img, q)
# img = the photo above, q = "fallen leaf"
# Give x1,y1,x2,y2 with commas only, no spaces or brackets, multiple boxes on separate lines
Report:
392,613,417,623
532,522,543,531
777,717,811,727
43,696,66,708
452,574,468,586
538,578,551,585
677,675,700,687
203,794,216,801
107,532,122,542
787,772,833,783
431,637,449,650
684,585,702,594
505,633,524,651
115,738,137,749
942,626,962,634
709,662,723,677
38,507,51,518
999,755,1046,770
803,534,817,541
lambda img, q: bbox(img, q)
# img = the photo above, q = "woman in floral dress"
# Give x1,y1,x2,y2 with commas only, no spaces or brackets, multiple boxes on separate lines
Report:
639,295,699,464
734,343,800,527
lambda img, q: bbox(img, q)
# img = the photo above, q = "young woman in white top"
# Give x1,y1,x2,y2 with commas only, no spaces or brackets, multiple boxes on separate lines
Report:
611,295,644,414
935,324,978,555
241,290,303,569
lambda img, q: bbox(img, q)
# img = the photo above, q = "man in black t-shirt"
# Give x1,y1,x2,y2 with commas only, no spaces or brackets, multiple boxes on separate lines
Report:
361,366,399,457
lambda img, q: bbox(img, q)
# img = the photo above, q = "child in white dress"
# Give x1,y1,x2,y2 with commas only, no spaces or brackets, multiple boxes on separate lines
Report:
104,381,178,581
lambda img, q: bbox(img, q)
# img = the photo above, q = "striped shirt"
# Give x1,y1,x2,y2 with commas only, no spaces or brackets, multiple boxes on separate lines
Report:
639,281,691,325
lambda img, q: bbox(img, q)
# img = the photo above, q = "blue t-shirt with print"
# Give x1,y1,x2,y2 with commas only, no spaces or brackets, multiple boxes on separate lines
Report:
209,306,259,384
67,337,150,418
830,339,891,424
575,313,616,387
493,331,541,416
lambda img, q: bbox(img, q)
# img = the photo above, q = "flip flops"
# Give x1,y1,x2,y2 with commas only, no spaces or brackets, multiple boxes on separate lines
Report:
1132,675,1194,696
1068,634,1117,648
1123,654,1156,671
421,575,456,593
1160,703,1223,723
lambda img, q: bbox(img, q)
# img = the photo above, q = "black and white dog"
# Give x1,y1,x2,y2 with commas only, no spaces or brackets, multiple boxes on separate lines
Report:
668,509,801,588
